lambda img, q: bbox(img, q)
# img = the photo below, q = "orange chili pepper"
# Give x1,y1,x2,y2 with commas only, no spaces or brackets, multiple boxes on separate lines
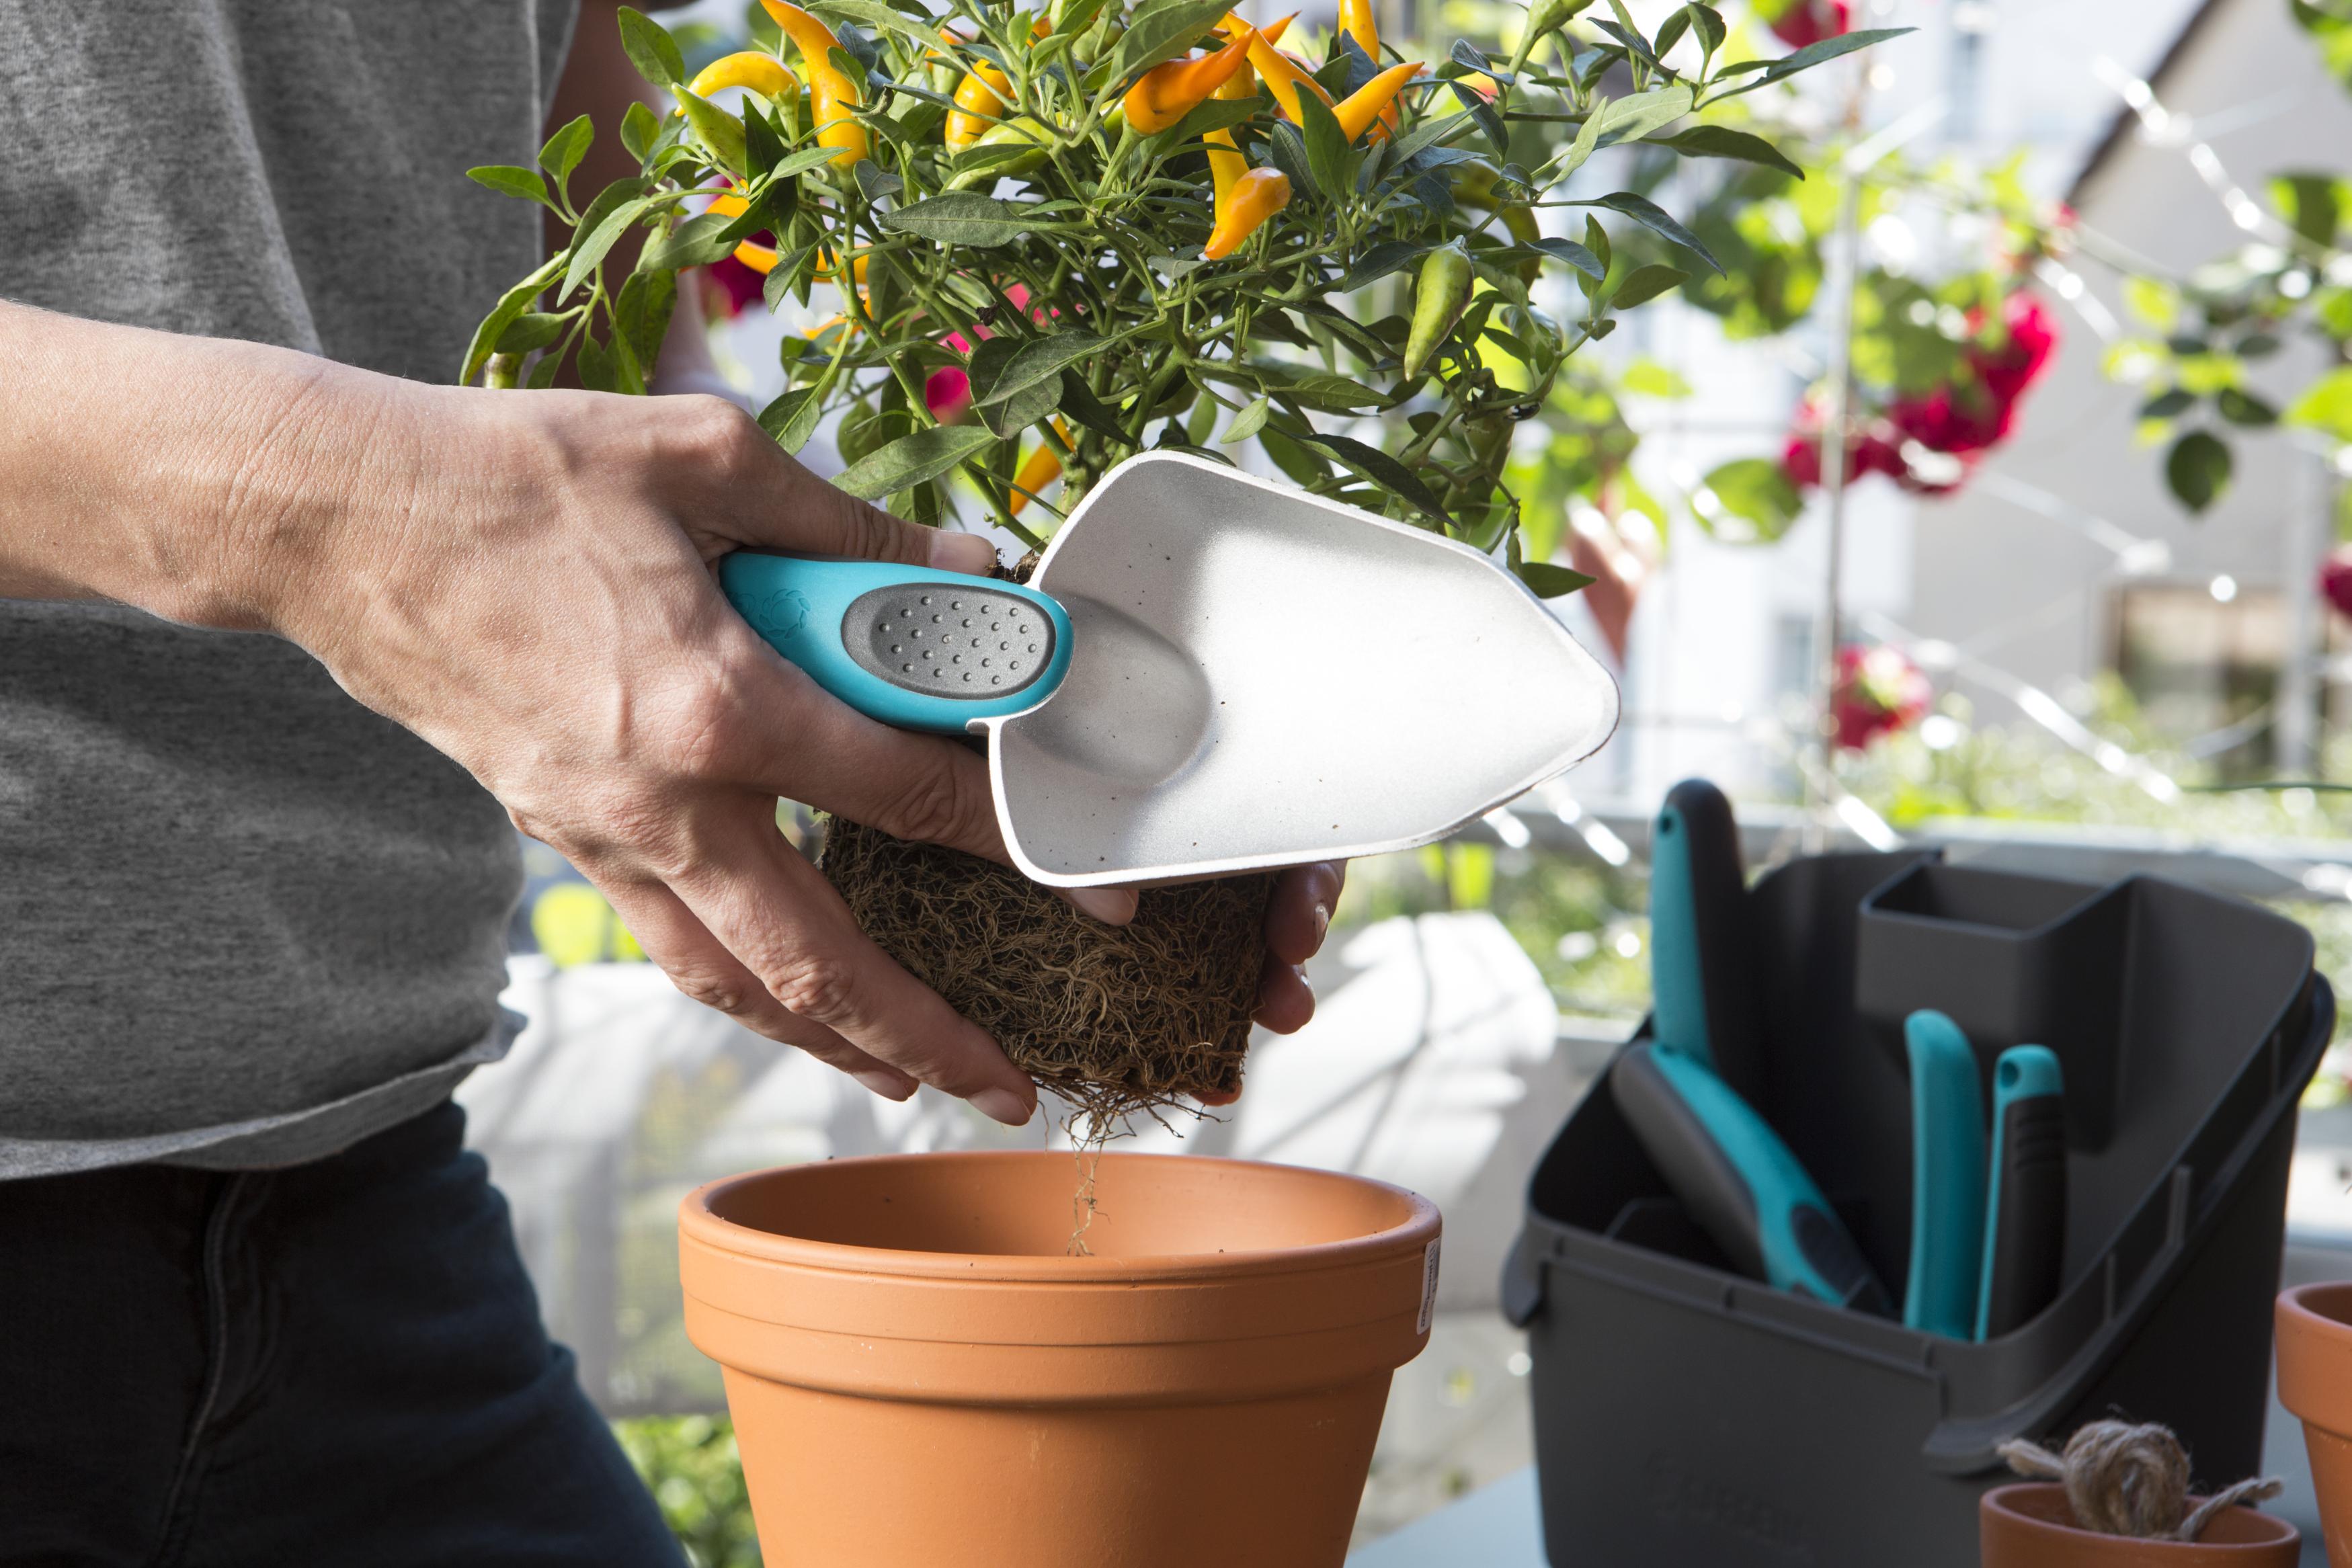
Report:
1203,166,1290,260
1008,421,1070,515
760,1,868,165
1244,24,1332,125
1122,28,1254,133
946,58,1012,149
1332,60,1423,142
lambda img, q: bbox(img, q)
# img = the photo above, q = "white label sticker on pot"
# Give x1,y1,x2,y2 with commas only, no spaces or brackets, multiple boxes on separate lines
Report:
1417,1238,1441,1334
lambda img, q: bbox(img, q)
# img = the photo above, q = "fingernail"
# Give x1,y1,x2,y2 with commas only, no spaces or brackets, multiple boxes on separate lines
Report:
928,530,998,575
1295,963,1313,997
1313,903,1331,945
852,1068,916,1102
1068,886,1137,925
970,1086,1034,1127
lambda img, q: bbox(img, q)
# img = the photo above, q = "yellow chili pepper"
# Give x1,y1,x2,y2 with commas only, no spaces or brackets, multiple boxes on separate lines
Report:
1008,421,1070,515
1202,30,1258,212
760,1,868,166
682,51,800,108
1332,60,1422,142
1216,11,1290,44
1203,166,1290,260
1337,0,1377,58
946,59,1012,149
1245,24,1332,126
1123,28,1254,134
706,192,780,274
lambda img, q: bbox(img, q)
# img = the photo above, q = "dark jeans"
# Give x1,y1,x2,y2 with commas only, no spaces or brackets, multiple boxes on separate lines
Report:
0,1101,684,1568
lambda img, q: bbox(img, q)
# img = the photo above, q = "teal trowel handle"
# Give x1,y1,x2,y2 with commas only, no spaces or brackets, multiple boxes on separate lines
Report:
719,552,1073,734
1903,1010,1988,1340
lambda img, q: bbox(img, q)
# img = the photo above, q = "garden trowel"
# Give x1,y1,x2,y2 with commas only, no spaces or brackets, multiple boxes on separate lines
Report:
721,450,1619,888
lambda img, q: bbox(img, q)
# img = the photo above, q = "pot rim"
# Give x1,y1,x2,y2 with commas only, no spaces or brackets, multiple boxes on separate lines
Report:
680,1149,1442,1284
1980,1483,2300,1551
2279,1281,2352,1345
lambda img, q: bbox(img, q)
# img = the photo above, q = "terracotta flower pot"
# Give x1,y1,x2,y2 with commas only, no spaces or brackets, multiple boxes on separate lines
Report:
2279,1282,2352,1565
679,1151,1443,1567
1980,1483,2299,1565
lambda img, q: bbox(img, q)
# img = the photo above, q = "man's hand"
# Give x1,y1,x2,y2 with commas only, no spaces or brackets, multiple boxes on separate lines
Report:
0,302,1343,1121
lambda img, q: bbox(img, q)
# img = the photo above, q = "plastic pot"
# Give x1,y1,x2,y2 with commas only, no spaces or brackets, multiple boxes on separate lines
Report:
2279,1282,2352,1567
1980,1484,2299,1565
679,1150,1442,1567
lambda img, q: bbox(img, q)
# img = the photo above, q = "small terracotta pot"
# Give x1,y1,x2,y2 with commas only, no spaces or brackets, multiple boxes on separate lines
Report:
2280,1282,2352,1566
1980,1483,2299,1565
680,1151,1442,1568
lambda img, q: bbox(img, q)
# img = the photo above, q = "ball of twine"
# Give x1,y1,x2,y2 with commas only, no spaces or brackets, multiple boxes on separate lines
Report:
1998,1421,2282,1542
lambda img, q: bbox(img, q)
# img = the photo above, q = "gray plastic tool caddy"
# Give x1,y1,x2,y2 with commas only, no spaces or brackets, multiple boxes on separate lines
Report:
1502,850,2329,1565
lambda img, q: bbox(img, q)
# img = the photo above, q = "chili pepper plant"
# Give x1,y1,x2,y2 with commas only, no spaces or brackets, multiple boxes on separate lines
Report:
464,0,1902,1118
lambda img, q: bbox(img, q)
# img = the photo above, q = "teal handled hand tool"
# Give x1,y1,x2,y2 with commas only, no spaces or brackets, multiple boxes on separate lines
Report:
719,452,1621,889
1902,1010,1988,1339
1648,778,1765,1102
1978,1044,2066,1339
1611,1041,1894,1315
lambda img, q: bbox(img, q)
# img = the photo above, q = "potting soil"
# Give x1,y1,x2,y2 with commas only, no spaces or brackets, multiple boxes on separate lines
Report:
817,815,1273,1128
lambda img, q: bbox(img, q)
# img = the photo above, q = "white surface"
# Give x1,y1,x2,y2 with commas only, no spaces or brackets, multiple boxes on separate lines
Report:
1347,1468,1544,1567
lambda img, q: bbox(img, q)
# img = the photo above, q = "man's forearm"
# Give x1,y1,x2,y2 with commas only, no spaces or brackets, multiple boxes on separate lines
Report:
0,299,378,630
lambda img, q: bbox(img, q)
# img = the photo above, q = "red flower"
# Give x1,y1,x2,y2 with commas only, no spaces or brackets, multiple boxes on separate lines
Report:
2322,548,2352,623
1832,644,1931,751
1767,0,1849,50
1970,290,2056,406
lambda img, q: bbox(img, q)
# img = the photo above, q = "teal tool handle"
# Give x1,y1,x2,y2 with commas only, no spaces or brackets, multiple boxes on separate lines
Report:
1612,1041,1893,1316
1977,1044,2066,1339
719,553,1073,734
1648,779,1764,1101
1903,1010,1988,1339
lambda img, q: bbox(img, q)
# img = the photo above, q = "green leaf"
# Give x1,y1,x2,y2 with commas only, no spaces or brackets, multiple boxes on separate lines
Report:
758,386,827,454
772,144,854,179
1568,191,1721,274
577,333,619,393
975,331,1106,407
674,87,748,176
538,114,594,198
1296,89,1354,210
621,101,662,163
468,164,552,206
1292,431,1452,526
2271,171,2343,247
616,6,685,87
1268,122,1316,201
2217,387,2279,427
1389,111,1476,167
743,101,786,177
460,253,566,385
809,0,952,50
2287,367,2352,442
1152,95,1264,152
853,159,903,201
1516,561,1596,597
1611,263,1687,308
1113,0,1235,85
1711,28,1913,100
562,182,663,300
1286,373,1390,411
614,268,676,370
1533,235,1609,280
1701,456,1801,539
1338,240,1432,292
1648,124,1801,178
640,211,744,271
1682,3,1728,56
1058,372,1131,446
1221,396,1272,444
834,425,1002,500
879,192,1049,247
2164,429,2232,512
495,312,571,354
1591,85,1694,147
1554,95,1609,179
2139,388,2195,419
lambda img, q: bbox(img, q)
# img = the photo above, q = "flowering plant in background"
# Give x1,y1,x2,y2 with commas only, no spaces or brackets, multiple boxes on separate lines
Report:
464,0,1901,567
1832,641,1931,751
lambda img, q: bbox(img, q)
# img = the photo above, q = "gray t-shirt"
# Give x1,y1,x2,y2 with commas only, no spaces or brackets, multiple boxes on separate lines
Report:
0,1,578,1177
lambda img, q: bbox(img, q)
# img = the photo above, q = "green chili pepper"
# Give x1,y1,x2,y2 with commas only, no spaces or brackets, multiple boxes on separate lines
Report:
944,116,1053,190
1404,242,1473,380
1508,0,1595,75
